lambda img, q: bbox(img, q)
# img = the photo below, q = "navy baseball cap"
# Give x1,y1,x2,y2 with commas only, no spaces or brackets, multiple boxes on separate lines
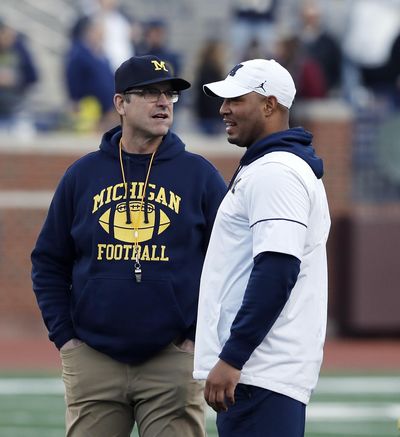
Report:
115,55,191,93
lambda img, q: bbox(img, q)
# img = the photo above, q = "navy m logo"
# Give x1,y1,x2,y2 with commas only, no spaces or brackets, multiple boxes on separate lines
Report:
229,64,244,77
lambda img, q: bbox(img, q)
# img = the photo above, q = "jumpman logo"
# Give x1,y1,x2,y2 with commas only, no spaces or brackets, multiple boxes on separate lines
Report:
255,81,267,92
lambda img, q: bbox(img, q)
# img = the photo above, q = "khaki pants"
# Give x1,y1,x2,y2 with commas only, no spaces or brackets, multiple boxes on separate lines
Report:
61,342,206,437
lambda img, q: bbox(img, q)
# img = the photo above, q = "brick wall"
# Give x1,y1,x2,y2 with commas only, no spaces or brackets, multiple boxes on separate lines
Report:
0,209,47,336
0,153,78,190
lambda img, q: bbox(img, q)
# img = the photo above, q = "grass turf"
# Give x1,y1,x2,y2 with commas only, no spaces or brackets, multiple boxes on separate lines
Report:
0,373,399,437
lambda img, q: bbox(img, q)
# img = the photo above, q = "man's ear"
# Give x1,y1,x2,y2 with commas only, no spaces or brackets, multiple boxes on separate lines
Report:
263,95,278,116
114,94,126,115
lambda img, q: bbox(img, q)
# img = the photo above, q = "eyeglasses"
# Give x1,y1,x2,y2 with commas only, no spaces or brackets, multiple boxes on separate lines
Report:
124,88,180,103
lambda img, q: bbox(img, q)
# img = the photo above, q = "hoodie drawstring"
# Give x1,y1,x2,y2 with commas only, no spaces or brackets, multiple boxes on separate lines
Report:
119,138,157,283
124,159,132,225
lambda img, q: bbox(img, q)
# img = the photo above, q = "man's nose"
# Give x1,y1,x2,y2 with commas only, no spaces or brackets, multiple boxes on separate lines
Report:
157,92,170,105
220,99,230,115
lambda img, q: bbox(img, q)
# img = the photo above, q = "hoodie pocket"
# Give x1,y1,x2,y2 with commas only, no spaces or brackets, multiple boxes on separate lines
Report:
72,277,186,356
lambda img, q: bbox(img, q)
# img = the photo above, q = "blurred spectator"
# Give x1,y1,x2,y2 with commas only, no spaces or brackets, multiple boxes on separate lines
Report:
95,0,135,71
275,34,327,100
76,0,135,71
241,37,267,61
193,39,226,135
360,31,400,108
137,19,181,76
299,0,342,95
129,19,144,56
0,18,38,136
342,0,400,107
65,15,117,132
231,0,278,61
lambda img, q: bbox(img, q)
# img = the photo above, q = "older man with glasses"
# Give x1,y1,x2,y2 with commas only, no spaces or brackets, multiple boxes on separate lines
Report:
31,55,227,437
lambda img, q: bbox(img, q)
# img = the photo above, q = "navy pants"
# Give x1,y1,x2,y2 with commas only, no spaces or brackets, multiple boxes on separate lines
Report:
216,384,306,437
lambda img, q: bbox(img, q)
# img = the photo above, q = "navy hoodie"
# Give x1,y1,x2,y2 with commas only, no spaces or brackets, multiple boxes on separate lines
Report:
31,126,227,364
228,127,323,191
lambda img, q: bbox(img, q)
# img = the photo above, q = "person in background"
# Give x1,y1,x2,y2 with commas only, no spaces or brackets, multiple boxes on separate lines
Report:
360,30,400,108
275,34,327,100
299,0,342,95
64,15,117,132
75,0,135,71
0,18,38,134
94,0,135,71
341,0,400,107
137,19,181,76
193,39,226,135
194,58,330,437
31,54,226,437
240,37,267,62
231,0,278,61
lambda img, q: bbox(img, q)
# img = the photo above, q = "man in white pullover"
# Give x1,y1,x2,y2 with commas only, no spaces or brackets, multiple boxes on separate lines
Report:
193,59,330,437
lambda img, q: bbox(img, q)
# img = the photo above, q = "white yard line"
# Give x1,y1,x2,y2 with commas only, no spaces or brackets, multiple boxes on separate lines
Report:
0,378,63,394
206,402,400,421
315,376,400,394
307,402,400,420
1,376,400,423
2,376,399,395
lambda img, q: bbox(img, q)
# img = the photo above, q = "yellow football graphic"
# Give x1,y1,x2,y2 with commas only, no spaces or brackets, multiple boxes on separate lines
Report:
99,201,171,243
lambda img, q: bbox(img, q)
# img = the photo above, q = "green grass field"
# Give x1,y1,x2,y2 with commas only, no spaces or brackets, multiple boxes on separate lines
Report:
0,373,399,437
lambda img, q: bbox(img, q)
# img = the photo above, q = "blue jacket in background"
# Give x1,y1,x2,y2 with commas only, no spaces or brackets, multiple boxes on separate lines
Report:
0,33,38,117
65,40,115,114
31,126,227,364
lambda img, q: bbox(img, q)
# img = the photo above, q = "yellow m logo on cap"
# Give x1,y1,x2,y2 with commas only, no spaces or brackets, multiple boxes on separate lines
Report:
151,60,168,72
